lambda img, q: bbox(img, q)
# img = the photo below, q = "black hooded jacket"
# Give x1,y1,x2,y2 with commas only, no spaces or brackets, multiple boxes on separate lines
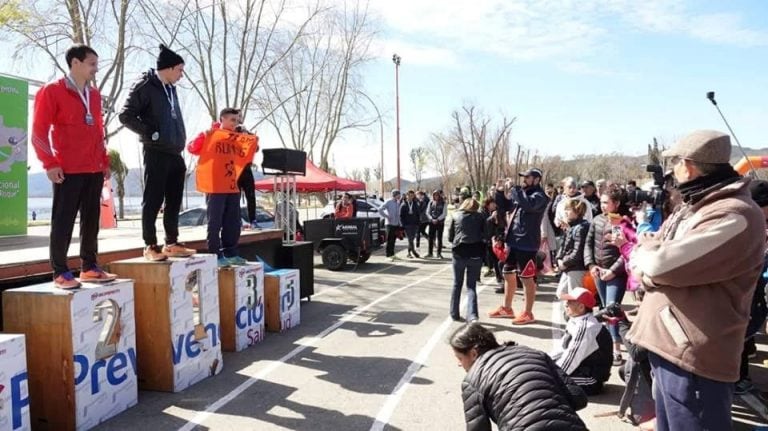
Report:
119,69,187,154
462,344,588,431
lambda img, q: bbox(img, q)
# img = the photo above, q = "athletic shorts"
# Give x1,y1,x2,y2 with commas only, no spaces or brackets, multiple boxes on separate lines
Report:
502,249,538,278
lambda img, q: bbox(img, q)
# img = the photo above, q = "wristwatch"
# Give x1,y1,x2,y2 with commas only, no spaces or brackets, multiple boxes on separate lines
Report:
151,132,159,141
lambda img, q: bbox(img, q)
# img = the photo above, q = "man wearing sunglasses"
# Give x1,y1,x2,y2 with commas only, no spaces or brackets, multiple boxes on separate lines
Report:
627,130,766,431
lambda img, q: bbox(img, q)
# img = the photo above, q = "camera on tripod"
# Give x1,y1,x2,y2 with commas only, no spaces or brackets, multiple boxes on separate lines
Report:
626,164,668,209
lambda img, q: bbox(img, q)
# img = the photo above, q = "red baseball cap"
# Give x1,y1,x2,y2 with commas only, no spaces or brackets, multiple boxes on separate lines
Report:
560,287,596,308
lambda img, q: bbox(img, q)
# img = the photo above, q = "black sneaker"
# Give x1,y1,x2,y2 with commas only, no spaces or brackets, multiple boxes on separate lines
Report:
407,253,413,259
413,250,421,258
735,378,755,395
494,287,505,294
436,253,444,259
426,253,434,258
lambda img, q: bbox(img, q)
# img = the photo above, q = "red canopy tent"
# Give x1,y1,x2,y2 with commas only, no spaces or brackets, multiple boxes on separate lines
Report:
253,159,365,192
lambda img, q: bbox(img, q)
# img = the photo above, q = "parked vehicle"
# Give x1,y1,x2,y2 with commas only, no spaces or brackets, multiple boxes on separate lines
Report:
319,197,384,220
177,206,276,229
303,217,383,271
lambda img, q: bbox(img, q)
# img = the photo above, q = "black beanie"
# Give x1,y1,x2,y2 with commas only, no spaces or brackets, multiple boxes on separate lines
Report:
157,44,184,70
749,179,768,207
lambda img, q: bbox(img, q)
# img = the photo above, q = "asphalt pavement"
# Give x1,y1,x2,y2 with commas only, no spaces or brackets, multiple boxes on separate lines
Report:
94,240,768,431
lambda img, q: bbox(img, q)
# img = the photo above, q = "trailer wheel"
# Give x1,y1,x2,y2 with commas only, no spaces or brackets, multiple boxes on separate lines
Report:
322,244,347,271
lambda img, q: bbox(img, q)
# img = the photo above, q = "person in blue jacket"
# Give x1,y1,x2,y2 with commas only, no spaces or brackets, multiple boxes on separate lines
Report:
488,168,550,325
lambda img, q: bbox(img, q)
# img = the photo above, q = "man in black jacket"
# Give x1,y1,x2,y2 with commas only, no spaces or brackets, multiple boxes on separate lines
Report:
489,168,549,325
119,44,195,261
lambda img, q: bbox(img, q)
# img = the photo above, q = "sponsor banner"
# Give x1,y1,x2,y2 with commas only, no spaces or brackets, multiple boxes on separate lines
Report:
0,76,28,236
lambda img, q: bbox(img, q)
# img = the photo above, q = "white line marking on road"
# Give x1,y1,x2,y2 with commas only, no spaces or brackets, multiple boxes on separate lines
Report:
369,283,489,431
177,264,452,431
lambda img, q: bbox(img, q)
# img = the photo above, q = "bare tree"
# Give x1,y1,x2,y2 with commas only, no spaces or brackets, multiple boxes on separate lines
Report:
257,0,376,170
137,0,322,122
409,147,427,190
3,0,134,141
425,132,460,193
346,168,363,181
362,166,371,183
448,105,515,191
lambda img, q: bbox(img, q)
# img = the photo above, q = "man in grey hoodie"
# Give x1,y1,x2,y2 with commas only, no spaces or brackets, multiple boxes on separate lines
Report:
379,189,402,261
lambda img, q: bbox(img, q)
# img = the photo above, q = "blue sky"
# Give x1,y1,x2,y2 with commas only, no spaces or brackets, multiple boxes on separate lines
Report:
6,0,768,183
340,0,768,181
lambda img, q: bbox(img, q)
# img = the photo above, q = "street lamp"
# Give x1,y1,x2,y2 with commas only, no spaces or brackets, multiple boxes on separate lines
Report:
357,91,385,197
392,53,401,192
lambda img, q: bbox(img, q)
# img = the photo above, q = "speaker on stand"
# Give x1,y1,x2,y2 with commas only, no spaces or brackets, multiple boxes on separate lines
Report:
261,148,314,300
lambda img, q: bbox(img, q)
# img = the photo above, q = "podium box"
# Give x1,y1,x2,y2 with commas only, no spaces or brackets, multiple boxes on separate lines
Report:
2,280,137,431
108,255,223,392
264,269,300,332
218,263,265,352
0,334,29,431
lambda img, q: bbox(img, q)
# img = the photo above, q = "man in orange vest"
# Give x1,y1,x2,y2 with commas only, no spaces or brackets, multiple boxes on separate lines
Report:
188,108,259,266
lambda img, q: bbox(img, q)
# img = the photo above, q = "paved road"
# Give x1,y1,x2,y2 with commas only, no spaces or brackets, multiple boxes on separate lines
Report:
96,242,768,431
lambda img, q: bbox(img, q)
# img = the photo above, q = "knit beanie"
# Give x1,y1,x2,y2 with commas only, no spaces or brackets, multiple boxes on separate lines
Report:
157,44,184,70
749,179,768,207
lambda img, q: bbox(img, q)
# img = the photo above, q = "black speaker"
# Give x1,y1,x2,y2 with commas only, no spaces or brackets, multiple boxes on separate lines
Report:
262,149,307,175
275,241,315,300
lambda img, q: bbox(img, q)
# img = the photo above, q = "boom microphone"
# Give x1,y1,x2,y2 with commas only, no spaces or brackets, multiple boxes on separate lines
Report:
705,91,759,178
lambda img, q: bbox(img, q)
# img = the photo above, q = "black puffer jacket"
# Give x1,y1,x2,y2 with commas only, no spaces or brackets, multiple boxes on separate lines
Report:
557,218,590,271
119,69,187,154
584,214,625,275
462,344,588,431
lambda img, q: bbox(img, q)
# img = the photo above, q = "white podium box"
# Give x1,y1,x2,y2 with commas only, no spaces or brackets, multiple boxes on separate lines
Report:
2,280,137,431
0,334,29,431
108,255,223,392
218,263,265,352
264,269,300,332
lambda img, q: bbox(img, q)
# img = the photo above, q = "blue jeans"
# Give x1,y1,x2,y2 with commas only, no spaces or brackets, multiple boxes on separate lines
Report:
594,275,626,342
649,352,733,431
451,256,482,320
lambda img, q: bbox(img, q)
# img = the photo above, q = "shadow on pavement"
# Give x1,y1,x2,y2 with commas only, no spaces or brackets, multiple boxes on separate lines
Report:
337,321,404,338
368,310,429,325
217,380,401,431
295,348,433,395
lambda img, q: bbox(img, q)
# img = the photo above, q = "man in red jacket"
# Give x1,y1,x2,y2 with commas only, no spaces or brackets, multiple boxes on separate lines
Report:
32,44,116,289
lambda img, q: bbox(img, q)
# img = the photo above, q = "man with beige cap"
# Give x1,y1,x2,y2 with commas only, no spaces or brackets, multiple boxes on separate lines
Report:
627,130,766,430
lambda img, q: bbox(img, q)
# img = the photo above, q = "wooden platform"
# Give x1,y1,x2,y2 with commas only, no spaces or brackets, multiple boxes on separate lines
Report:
0,223,283,284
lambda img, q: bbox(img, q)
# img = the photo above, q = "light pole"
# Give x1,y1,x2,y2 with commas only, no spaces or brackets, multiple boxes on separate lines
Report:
392,53,401,192
357,91,385,197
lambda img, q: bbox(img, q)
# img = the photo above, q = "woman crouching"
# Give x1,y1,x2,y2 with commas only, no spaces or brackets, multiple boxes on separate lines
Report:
451,323,589,430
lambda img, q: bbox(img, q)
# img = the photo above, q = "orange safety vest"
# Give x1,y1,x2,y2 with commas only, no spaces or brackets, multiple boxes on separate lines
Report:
195,129,259,193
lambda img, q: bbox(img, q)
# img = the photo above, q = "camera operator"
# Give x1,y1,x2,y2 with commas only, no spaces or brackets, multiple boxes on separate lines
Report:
627,130,766,431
